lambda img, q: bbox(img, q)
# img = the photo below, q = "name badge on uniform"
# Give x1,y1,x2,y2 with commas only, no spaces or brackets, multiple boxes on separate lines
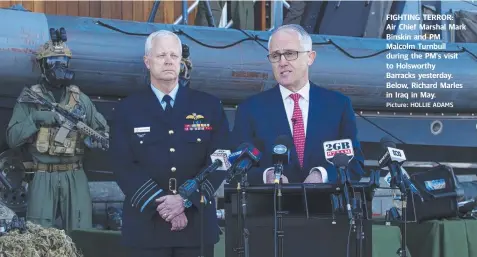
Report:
134,127,150,133
184,113,212,131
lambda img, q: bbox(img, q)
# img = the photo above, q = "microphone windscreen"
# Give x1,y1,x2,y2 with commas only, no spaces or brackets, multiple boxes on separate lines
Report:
380,136,396,149
275,135,293,148
332,153,350,167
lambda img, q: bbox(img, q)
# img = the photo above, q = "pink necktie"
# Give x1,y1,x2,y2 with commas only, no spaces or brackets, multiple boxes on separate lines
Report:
290,93,305,167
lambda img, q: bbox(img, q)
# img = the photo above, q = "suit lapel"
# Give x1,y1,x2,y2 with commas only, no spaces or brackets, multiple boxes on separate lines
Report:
270,85,293,138
303,84,326,168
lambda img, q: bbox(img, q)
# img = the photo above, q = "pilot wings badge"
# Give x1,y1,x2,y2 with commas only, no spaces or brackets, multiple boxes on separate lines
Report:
184,113,212,131
186,113,204,120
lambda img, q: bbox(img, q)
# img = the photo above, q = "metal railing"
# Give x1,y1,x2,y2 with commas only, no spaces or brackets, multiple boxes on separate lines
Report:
220,2,231,28
223,0,290,30
149,0,290,30
174,0,200,25
270,0,290,30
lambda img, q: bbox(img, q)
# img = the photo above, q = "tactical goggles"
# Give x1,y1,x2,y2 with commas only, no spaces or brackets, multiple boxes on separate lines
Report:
43,56,69,69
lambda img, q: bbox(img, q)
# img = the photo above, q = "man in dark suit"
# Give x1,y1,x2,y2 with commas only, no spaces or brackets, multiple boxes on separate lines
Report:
110,30,230,257
232,24,364,185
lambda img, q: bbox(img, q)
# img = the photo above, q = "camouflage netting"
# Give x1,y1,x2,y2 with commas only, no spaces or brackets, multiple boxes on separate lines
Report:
0,221,82,257
0,203,15,221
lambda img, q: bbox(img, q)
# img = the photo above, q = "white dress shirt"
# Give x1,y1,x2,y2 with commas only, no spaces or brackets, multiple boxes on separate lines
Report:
280,82,310,137
262,82,329,183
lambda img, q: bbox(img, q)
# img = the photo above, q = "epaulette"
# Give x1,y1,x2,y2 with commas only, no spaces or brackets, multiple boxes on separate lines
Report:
25,84,46,110
68,85,80,94
30,84,43,95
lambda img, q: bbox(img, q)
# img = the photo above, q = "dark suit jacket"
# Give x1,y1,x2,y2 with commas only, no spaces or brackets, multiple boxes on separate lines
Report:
110,85,230,248
231,82,365,184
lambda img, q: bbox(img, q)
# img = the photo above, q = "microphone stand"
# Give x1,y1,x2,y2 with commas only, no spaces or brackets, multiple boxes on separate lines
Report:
178,158,227,257
396,178,408,257
273,163,284,257
386,167,408,257
199,184,206,257
241,174,251,257
338,166,359,257
233,171,250,257
353,197,365,257
338,167,353,223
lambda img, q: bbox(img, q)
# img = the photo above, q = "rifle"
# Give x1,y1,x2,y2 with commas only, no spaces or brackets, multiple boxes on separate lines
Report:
17,87,109,150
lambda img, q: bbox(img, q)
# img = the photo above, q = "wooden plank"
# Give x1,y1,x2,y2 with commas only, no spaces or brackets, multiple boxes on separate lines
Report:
121,1,133,21
110,0,122,20
33,0,45,13
142,0,159,23
66,1,79,16
9,0,21,6
155,1,165,23
161,1,175,24
174,1,185,25
152,1,163,23
132,0,144,22
261,0,267,31
142,0,152,22
100,1,112,19
78,1,90,17
7,0,22,11
89,1,101,18
56,1,67,16
20,0,33,11
45,0,57,15
188,0,197,24
0,1,12,8
1,0,198,24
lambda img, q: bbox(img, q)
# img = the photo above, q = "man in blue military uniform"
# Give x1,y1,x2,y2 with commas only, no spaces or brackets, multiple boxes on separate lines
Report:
110,30,230,257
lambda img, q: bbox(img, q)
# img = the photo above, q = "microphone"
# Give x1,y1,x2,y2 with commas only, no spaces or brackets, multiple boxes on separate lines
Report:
379,137,425,200
233,141,263,174
332,153,353,221
272,135,292,184
226,140,264,182
228,143,249,164
178,149,232,200
377,137,407,192
225,144,249,183
323,139,354,165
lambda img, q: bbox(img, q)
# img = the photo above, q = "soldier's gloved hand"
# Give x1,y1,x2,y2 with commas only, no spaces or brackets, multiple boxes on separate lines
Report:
84,136,102,149
31,111,61,126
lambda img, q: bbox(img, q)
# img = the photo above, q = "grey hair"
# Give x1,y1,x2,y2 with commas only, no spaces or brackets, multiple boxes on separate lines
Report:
144,30,182,56
268,24,312,51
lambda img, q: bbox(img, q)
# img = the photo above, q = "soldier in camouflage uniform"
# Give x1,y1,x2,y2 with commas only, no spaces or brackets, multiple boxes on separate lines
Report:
5,34,109,233
195,0,255,30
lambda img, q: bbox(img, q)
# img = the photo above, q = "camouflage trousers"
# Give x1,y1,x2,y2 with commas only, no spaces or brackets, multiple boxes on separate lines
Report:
194,0,255,30
26,168,92,234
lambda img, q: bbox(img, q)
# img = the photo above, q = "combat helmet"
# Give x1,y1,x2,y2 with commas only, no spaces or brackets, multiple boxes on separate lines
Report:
36,27,72,60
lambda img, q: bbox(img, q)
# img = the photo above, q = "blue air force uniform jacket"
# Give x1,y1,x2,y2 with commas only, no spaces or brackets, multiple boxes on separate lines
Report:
110,84,230,248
